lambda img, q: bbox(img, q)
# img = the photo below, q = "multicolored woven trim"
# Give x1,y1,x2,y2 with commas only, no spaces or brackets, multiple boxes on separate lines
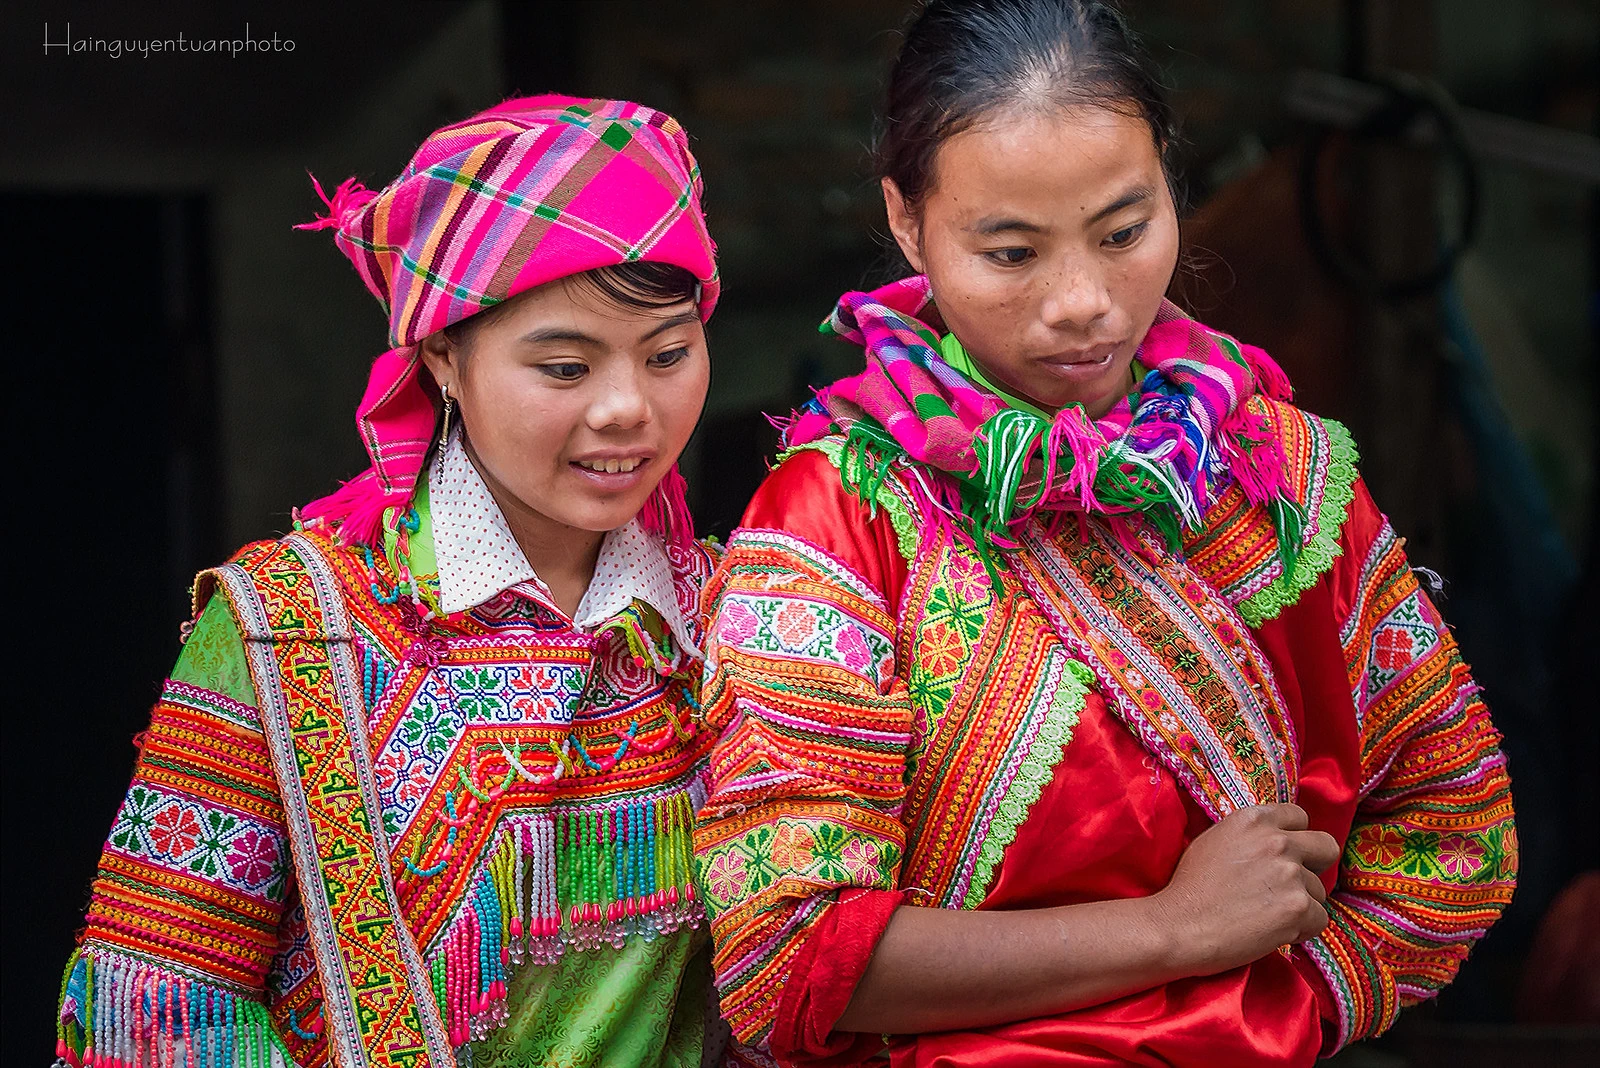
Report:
212,534,454,1068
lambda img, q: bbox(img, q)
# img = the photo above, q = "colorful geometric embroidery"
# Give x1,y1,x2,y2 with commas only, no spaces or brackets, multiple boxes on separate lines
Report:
58,687,294,1066
1300,518,1516,1049
893,526,1094,909
697,402,1512,1058
214,533,454,1068
1182,397,1359,626
1362,589,1443,710
695,505,1106,1048
61,519,720,1067
244,530,714,1058
713,592,896,686
267,902,317,997
105,784,288,903
1015,517,1297,817
697,405,1517,1057
696,529,912,1046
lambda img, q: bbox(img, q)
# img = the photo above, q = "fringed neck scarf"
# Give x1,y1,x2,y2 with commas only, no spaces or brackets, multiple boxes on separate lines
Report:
785,275,1305,567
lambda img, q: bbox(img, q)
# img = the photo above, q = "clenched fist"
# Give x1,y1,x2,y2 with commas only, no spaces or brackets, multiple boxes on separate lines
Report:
1152,803,1342,976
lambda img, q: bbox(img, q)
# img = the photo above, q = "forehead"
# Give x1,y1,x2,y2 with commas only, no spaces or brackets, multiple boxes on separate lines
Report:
485,274,698,341
928,105,1162,221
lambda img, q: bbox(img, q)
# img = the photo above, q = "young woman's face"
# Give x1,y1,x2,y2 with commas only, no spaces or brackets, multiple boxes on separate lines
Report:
885,105,1179,419
421,277,709,538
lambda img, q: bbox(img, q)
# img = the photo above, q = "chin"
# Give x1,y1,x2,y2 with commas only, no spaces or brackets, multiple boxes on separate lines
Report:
567,500,652,534
1053,366,1138,416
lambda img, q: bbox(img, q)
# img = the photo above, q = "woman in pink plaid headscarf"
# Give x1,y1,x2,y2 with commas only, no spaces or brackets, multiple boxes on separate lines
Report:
56,96,739,1068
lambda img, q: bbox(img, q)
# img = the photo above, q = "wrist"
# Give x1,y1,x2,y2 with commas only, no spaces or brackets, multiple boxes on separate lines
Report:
1140,889,1196,976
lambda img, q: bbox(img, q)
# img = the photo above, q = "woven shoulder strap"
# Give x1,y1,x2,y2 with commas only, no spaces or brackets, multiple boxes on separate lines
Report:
203,533,454,1068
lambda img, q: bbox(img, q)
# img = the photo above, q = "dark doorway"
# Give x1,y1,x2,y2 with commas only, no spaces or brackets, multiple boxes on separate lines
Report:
7,193,224,1064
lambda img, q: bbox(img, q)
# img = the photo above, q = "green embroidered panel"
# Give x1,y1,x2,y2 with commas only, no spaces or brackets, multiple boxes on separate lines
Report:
172,594,258,708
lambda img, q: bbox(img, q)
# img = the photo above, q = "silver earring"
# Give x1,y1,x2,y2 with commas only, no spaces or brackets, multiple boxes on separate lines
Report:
440,383,454,450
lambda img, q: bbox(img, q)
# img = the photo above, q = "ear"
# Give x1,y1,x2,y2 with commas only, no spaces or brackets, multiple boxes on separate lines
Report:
881,177,926,274
418,330,458,396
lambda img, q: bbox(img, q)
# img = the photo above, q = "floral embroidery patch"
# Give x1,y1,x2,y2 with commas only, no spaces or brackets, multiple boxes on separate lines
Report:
1361,589,1443,708
715,591,895,685
108,784,287,901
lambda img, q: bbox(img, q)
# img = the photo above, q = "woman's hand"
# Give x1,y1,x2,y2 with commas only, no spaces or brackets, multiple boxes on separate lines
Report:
1153,802,1342,976
836,803,1343,1035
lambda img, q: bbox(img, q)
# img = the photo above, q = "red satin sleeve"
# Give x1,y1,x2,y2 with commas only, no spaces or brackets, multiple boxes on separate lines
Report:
738,448,910,617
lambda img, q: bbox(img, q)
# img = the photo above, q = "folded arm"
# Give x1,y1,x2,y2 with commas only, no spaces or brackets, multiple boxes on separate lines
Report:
695,523,1339,1057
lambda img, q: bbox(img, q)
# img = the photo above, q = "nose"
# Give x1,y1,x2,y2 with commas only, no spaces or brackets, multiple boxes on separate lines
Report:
587,362,651,431
1040,260,1113,331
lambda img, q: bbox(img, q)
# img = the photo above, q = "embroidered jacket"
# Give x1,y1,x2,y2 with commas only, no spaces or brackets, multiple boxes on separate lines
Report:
694,398,1516,1064
58,433,723,1068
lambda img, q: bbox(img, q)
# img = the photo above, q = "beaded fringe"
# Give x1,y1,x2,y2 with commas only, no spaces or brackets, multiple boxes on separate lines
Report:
55,947,293,1068
428,778,709,1047
57,782,710,1060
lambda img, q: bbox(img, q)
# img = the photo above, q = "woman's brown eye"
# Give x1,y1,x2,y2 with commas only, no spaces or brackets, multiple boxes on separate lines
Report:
650,347,691,368
540,363,587,381
1106,223,1148,248
989,248,1033,266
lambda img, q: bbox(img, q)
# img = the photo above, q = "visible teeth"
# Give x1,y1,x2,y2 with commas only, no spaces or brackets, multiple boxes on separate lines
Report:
577,458,641,473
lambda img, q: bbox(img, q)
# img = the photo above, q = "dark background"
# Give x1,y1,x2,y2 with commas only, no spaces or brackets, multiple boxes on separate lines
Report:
5,1,1596,1064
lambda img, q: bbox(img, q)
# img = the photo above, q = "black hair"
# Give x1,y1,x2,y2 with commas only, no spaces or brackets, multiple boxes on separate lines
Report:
440,261,700,350
875,0,1177,209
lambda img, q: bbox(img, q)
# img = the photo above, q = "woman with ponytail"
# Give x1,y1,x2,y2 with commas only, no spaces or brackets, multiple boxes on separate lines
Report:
56,96,727,1068
693,3,1516,1065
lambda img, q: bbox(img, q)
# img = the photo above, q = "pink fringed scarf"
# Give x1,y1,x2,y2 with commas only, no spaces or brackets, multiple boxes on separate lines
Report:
295,96,720,555
787,276,1301,558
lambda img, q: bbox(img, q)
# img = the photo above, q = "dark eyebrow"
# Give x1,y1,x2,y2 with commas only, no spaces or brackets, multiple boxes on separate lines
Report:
969,216,1046,236
518,310,699,349
1086,185,1154,226
519,327,605,348
967,185,1154,236
639,311,699,342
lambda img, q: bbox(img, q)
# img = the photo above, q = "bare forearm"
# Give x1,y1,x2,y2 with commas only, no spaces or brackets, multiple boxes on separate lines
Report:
834,896,1184,1034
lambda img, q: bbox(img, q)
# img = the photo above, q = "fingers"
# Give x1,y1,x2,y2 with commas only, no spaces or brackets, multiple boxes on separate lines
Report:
1294,898,1331,943
1257,803,1309,831
1286,829,1342,873
1298,864,1328,906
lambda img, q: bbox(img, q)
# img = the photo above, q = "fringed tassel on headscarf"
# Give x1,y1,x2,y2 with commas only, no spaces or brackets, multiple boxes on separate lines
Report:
838,419,906,515
1047,405,1108,511
1242,341,1294,403
297,469,409,549
778,396,837,451
972,408,1051,546
292,174,380,234
1269,496,1309,580
639,463,695,558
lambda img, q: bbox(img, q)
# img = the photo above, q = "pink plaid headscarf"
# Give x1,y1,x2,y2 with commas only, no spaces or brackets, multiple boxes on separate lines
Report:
296,95,720,549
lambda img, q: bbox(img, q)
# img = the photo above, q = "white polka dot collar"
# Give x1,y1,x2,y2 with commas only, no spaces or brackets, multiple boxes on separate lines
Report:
428,429,694,651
